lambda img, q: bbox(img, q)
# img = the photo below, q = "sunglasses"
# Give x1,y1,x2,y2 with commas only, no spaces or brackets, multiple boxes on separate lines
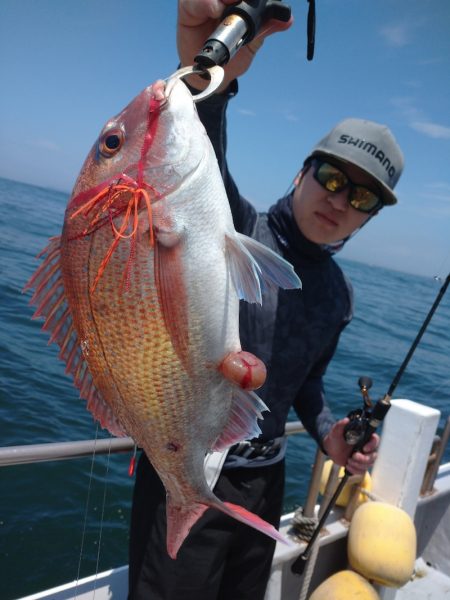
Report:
311,159,383,214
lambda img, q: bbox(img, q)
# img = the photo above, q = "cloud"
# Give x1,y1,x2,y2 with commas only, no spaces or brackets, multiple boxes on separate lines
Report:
410,121,450,140
380,24,410,47
284,112,299,123
415,183,450,217
403,80,421,89
28,139,60,152
391,96,422,121
417,57,442,66
237,108,257,117
391,97,450,140
422,182,450,203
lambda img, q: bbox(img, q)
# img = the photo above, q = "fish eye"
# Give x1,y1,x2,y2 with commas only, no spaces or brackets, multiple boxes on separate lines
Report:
98,127,125,158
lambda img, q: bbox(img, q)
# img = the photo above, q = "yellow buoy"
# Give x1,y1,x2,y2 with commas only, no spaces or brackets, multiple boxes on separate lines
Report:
309,570,380,599
348,501,416,587
319,459,372,506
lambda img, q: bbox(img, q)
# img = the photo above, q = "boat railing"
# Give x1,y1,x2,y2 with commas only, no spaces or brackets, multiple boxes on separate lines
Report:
2,416,449,501
0,421,307,467
1,415,448,522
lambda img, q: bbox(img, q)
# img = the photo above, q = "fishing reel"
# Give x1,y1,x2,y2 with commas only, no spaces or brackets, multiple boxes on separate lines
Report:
344,376,374,447
344,376,391,457
291,378,391,575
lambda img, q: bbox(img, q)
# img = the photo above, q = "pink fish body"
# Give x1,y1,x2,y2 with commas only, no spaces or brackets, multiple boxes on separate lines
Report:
25,76,301,557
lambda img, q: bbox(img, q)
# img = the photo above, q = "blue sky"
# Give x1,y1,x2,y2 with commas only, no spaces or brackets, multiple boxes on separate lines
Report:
1,0,449,277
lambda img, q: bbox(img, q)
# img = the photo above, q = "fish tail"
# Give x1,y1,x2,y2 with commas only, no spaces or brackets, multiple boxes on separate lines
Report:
166,498,209,559
166,495,291,559
216,500,291,547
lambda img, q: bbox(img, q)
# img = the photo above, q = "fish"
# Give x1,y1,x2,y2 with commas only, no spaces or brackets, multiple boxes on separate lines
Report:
24,74,301,558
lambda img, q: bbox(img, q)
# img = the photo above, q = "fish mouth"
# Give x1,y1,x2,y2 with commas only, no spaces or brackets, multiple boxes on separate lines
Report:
149,75,186,113
149,79,170,108
164,75,179,99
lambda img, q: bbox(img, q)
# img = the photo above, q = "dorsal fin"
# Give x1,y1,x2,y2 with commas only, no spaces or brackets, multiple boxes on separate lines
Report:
24,237,126,437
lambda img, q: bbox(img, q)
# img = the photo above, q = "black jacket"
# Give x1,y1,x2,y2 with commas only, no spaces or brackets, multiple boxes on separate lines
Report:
196,84,353,449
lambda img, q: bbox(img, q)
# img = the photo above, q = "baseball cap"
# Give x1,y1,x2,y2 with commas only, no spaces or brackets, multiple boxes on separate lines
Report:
308,118,404,206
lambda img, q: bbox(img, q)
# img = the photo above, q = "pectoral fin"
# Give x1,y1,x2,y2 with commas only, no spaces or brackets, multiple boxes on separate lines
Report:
212,387,268,452
225,232,301,305
154,228,190,369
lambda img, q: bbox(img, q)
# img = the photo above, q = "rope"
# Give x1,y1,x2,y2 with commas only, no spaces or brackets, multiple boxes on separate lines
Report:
359,488,386,502
290,506,320,600
291,506,318,541
298,540,319,600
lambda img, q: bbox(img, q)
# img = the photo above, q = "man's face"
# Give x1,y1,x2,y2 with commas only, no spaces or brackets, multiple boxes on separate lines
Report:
292,158,379,245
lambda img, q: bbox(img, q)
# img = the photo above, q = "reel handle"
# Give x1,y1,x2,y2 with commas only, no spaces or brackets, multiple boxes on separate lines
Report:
358,375,373,391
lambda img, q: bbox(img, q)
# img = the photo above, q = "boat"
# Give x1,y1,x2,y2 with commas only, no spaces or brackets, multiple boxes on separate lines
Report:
2,398,449,600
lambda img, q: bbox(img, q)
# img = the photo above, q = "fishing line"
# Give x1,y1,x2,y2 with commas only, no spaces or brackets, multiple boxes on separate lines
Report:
92,435,113,599
75,423,99,600
433,246,450,281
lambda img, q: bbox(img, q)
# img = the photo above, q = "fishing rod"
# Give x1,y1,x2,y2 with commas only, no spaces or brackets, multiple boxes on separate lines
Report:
291,272,450,576
194,0,316,69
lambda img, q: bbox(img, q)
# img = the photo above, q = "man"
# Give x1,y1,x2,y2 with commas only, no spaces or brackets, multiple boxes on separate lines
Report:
128,1,404,598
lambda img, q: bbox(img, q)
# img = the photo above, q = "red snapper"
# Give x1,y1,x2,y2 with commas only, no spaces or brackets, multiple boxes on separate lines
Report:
25,75,301,557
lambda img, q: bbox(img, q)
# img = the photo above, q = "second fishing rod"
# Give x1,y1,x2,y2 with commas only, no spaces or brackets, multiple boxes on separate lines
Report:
291,272,450,576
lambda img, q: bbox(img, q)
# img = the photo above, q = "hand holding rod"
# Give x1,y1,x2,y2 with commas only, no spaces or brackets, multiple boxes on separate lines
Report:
194,0,291,68
291,395,390,575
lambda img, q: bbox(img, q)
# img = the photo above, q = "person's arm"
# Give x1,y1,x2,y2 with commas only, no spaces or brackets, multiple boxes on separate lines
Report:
292,336,340,450
294,312,379,475
176,0,291,233
195,85,257,233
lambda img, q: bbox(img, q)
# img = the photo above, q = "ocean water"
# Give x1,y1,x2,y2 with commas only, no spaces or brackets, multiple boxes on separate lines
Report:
1,176,449,599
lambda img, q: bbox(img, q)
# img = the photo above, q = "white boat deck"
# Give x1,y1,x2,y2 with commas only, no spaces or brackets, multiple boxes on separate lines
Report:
396,558,450,599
